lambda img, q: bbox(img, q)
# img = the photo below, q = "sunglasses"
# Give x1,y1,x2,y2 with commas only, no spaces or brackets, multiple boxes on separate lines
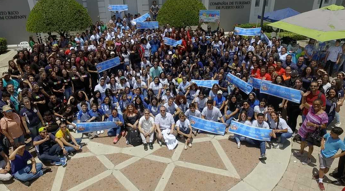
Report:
5,110,12,113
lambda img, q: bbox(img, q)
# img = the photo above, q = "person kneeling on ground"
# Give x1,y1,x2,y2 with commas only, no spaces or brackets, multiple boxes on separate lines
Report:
10,144,51,186
269,111,293,149
244,113,269,160
0,144,12,181
55,122,82,156
138,109,155,151
33,127,67,167
175,113,193,150
315,127,345,191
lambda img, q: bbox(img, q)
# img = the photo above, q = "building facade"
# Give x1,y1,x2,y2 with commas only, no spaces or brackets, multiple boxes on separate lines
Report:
1,0,345,44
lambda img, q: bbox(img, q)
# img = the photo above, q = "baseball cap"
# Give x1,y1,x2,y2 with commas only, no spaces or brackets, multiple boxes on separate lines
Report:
2,105,12,112
217,90,223,94
70,47,75,50
110,51,115,55
38,127,46,133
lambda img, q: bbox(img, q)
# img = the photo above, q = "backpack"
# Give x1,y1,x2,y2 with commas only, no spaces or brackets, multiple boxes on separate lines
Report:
127,129,142,147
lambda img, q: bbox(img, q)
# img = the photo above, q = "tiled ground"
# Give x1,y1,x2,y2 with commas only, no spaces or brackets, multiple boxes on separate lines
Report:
1,133,261,191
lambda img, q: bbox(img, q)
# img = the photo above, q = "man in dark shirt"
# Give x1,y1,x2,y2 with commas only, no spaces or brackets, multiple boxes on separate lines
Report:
33,127,67,166
239,100,254,121
48,95,64,118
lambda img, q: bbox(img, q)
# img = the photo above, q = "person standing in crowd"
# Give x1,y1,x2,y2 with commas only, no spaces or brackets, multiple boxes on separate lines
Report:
1,105,26,147
325,40,342,76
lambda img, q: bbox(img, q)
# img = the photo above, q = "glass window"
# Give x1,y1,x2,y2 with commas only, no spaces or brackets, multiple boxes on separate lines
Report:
255,0,260,7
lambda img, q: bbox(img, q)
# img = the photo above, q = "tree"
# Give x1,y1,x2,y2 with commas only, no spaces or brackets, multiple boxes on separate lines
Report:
26,0,92,37
157,0,206,28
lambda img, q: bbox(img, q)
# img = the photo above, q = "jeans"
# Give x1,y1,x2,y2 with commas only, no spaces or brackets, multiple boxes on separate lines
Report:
273,132,293,144
28,123,42,141
38,144,62,163
14,135,25,146
65,138,82,153
335,112,340,123
107,127,121,137
223,110,238,126
14,163,43,182
244,137,266,155
234,134,245,144
64,87,72,100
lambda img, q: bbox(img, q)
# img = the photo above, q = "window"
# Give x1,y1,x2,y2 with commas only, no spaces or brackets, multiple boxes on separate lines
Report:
265,0,269,6
325,0,330,3
255,0,260,7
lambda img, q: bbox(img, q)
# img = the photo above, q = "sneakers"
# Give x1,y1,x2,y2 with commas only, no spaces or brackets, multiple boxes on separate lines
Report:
188,143,192,148
97,131,101,135
318,182,325,190
335,122,342,127
53,161,62,166
272,143,279,149
237,142,241,149
278,143,284,149
149,142,154,150
184,144,188,150
113,136,119,144
158,140,162,147
60,157,67,167
144,144,148,151
259,154,267,160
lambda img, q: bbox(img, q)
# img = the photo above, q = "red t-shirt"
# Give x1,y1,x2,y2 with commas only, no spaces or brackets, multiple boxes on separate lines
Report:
275,67,286,76
251,68,260,78
303,90,326,115
256,73,272,81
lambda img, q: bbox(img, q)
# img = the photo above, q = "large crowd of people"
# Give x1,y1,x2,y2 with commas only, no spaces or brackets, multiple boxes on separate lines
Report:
1,5,345,190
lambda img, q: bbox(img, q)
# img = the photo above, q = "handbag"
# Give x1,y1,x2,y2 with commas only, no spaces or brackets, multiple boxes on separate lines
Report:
305,128,323,147
127,129,142,147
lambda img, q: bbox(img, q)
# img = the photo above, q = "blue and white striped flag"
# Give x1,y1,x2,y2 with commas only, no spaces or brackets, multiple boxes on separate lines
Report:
137,21,159,29
234,27,261,36
131,13,151,25
108,5,128,12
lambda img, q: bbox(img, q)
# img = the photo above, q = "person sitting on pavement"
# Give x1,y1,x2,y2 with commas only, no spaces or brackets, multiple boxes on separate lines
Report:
268,111,293,149
0,144,12,182
201,100,226,124
155,106,175,146
175,113,193,150
107,108,124,144
43,111,60,134
33,127,67,166
138,109,155,151
55,122,82,156
9,144,51,187
314,127,345,191
244,113,269,160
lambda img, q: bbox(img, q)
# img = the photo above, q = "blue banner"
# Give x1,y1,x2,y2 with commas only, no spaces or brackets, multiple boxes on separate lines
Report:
131,13,151,25
76,122,116,133
234,27,261,36
248,77,271,89
229,121,272,141
260,80,302,103
226,73,253,94
96,57,121,73
199,10,220,23
164,37,182,47
189,116,226,135
108,5,128,12
191,80,218,89
136,21,159,29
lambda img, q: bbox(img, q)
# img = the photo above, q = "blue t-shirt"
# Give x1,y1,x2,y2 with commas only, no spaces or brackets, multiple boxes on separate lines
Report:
213,96,226,108
77,110,91,122
321,133,345,158
107,114,124,129
11,150,32,174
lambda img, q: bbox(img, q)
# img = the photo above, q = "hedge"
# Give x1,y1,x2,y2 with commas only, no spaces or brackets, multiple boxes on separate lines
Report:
236,22,274,33
0,38,7,53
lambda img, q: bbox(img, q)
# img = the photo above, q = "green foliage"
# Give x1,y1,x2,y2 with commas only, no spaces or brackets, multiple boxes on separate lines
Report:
26,0,92,34
157,0,206,28
236,22,274,33
0,38,7,53
265,32,307,41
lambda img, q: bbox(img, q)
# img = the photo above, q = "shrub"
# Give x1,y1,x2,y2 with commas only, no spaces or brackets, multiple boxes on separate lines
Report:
236,22,274,33
0,38,7,53
265,32,307,41
157,0,206,28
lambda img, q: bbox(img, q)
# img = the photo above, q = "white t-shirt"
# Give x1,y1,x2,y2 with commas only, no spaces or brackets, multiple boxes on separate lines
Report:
268,117,293,133
149,82,162,95
195,97,208,110
175,119,191,132
139,116,155,131
201,107,222,122
185,109,201,118
133,81,147,90
254,106,266,114
252,120,270,129
164,102,178,114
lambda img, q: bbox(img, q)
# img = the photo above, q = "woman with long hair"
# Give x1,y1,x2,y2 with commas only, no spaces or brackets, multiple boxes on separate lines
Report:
123,104,140,145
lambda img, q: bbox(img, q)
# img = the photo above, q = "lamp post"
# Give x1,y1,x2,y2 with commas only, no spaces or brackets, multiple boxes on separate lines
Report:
319,0,323,8
260,0,266,27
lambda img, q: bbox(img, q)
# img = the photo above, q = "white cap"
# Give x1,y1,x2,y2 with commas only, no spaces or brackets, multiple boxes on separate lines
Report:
217,90,223,94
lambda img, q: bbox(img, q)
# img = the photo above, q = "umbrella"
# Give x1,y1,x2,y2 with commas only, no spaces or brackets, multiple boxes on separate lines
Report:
257,8,300,22
268,5,345,42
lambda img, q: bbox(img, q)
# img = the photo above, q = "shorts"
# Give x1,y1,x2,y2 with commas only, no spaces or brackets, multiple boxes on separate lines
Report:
301,138,313,146
319,153,334,169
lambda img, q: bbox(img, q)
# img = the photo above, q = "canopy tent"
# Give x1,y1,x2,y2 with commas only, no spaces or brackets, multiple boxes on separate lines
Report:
268,5,345,42
257,8,300,22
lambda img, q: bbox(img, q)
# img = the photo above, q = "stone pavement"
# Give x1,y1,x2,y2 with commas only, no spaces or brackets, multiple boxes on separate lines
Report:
0,130,291,191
